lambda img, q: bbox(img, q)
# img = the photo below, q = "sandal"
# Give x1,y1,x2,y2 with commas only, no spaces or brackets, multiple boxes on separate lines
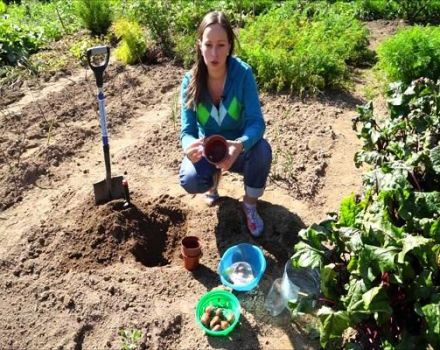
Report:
242,202,264,238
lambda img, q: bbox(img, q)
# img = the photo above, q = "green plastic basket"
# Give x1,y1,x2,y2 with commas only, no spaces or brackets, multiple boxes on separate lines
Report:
195,290,241,336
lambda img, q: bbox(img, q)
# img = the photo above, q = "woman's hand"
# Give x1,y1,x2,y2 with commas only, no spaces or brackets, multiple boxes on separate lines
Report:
184,139,204,163
216,140,243,171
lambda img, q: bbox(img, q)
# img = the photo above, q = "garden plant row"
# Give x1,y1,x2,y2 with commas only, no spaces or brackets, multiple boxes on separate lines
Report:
290,78,440,349
2,0,440,94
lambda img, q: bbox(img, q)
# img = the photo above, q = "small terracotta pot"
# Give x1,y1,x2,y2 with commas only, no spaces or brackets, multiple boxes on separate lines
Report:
203,135,228,165
182,251,201,271
181,236,201,258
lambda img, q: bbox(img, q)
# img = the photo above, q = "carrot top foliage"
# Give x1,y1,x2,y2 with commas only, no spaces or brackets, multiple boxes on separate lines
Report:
377,26,440,85
238,1,371,94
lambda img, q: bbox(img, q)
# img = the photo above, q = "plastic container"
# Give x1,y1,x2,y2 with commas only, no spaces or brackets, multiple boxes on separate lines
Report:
265,278,292,316
181,236,201,257
218,243,266,292
195,290,241,336
181,251,201,271
265,260,320,316
224,261,255,285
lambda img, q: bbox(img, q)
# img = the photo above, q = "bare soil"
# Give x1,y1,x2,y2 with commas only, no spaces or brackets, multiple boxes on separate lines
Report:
0,21,398,350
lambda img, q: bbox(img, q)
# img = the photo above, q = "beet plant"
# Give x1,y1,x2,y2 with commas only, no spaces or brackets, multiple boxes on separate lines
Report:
290,77,440,349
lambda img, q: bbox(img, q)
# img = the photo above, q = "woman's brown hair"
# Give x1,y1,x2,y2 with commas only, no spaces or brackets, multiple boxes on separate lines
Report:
185,11,235,110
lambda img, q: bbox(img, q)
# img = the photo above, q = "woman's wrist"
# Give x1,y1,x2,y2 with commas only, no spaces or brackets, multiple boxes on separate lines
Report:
233,139,244,153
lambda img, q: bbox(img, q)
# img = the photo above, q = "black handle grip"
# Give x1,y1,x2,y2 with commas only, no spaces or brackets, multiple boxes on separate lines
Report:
86,46,110,88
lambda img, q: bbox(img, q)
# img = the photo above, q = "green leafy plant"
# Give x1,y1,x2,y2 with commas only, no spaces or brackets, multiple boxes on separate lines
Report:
0,18,44,65
238,1,370,94
352,0,397,21
290,77,440,349
74,0,113,35
282,0,440,24
172,32,195,68
69,37,101,66
119,328,143,350
0,0,81,67
124,0,173,56
0,0,7,14
376,26,440,85
353,78,440,191
394,0,440,24
113,18,148,65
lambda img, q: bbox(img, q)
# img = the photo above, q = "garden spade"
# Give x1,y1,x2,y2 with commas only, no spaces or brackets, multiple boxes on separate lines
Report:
87,46,125,205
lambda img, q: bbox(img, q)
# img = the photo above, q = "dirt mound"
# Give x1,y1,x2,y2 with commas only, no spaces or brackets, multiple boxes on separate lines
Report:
16,195,188,276
0,186,314,349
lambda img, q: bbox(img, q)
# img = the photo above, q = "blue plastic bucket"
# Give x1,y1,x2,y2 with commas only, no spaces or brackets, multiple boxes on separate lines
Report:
218,243,266,292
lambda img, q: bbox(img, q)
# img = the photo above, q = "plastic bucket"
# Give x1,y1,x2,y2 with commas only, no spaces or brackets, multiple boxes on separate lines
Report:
195,290,241,336
218,243,266,292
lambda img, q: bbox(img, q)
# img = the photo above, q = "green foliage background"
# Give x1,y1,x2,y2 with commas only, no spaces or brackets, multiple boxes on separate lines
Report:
238,1,370,94
3,0,440,94
113,19,148,65
377,26,440,85
0,0,80,65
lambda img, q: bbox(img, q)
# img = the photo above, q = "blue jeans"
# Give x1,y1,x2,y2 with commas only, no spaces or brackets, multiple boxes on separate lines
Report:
179,139,272,198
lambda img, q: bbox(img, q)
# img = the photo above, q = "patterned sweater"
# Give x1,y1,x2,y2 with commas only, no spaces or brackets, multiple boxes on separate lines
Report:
180,56,265,152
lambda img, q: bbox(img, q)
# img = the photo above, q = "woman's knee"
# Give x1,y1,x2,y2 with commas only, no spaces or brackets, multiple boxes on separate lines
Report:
248,139,272,168
180,172,199,194
179,159,212,194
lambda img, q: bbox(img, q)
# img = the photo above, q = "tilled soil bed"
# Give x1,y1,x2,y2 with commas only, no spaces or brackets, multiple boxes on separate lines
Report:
0,34,379,348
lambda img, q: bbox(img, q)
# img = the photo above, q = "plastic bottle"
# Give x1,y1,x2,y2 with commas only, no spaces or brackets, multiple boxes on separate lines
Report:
264,278,286,316
265,277,300,316
265,261,319,316
224,261,255,286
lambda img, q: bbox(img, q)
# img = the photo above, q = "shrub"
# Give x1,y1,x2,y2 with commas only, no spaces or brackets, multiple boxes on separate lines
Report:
395,0,440,24
113,19,147,65
123,0,277,63
124,0,173,55
298,0,440,24
74,0,113,35
173,32,195,68
376,26,440,85
353,0,398,20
